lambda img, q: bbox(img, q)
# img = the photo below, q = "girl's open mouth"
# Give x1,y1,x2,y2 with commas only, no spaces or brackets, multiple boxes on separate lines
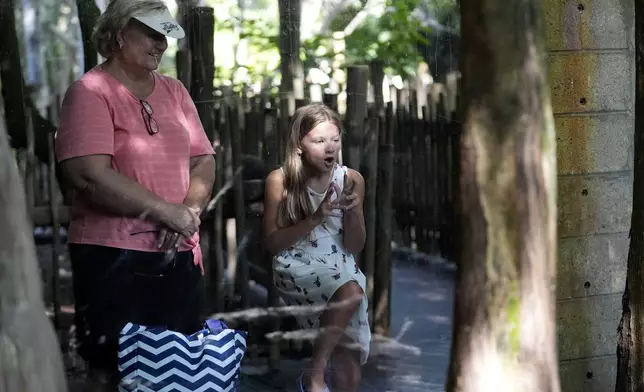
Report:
324,157,335,164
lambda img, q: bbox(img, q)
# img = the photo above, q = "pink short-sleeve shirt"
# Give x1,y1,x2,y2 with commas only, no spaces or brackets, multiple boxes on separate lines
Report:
55,66,215,253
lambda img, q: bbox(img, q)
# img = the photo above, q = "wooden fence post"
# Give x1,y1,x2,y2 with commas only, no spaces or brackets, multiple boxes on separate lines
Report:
374,102,395,336
188,6,216,141
361,110,379,327
370,60,385,114
207,105,227,314
323,93,338,112
344,65,368,171
262,108,280,170
176,49,191,91
228,102,248,309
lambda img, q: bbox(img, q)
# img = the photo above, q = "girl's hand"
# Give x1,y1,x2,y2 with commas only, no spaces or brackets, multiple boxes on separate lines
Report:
337,172,360,211
312,183,343,223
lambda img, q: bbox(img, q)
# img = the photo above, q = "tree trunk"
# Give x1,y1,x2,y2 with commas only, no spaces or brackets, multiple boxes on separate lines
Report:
278,0,304,101
446,1,560,391
615,2,644,391
278,0,303,161
0,83,67,391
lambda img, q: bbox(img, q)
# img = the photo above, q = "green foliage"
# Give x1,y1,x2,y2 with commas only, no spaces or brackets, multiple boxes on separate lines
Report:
207,0,458,87
218,17,279,52
213,15,280,88
327,5,362,32
346,0,430,77
301,0,432,79
426,0,460,31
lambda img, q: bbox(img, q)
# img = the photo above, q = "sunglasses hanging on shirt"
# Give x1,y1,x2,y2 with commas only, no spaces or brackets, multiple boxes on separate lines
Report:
140,99,159,135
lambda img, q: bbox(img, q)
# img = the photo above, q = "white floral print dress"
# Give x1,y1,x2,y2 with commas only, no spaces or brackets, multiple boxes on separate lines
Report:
273,164,371,365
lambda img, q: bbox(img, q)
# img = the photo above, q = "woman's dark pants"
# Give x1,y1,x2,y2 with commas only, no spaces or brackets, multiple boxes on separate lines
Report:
68,244,203,385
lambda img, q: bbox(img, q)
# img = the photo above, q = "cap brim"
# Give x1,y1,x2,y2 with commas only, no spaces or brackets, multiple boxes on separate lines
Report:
134,8,185,39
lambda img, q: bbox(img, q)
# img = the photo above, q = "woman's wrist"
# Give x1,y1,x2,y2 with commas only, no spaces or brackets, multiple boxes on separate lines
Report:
184,203,202,214
148,199,171,223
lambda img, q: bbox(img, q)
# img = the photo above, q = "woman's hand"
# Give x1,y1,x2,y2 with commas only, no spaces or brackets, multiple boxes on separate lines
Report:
312,183,343,223
157,228,181,250
157,205,201,250
158,203,201,238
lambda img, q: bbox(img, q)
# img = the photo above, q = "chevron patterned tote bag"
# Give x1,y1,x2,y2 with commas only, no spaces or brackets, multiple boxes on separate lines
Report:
117,319,247,392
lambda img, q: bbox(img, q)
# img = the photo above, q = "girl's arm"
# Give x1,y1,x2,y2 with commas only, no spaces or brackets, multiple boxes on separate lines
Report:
342,169,366,254
263,169,321,255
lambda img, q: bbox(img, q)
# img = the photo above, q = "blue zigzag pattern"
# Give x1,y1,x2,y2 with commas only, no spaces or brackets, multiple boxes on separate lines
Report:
118,322,247,392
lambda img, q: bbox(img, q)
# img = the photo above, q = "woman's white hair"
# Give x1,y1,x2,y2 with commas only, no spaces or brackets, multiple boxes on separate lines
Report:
92,0,169,58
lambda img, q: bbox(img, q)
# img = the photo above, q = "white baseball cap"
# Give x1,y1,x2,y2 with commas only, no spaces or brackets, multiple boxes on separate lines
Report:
133,7,185,40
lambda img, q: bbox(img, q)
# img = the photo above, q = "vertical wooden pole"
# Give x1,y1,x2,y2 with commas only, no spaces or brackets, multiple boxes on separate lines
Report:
188,6,215,141
374,101,394,336
263,107,282,369
228,102,248,309
210,106,226,313
370,60,385,115
176,49,191,91
344,65,368,171
323,93,338,112
186,6,218,312
219,104,237,305
263,108,279,170
278,97,292,163
361,110,378,327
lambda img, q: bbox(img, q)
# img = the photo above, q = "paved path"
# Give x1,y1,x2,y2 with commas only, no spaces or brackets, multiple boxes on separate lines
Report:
240,255,455,392
360,258,454,392
39,239,455,391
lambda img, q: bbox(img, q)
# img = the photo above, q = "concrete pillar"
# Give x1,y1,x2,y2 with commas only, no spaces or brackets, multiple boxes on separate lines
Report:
544,1,634,391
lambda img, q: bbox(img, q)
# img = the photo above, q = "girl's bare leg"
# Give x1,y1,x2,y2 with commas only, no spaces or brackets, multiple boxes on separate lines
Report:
305,281,363,392
329,343,362,392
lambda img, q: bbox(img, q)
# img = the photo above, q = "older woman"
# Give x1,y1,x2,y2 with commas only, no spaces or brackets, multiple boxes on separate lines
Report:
54,0,215,388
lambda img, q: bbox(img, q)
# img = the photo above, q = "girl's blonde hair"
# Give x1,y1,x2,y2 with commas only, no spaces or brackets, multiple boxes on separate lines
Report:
92,0,169,58
278,103,342,228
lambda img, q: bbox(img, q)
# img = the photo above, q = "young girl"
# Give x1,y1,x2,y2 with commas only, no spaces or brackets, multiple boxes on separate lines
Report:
263,104,371,392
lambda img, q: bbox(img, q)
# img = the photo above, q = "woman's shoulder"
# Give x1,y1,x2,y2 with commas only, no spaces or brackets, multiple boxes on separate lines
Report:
65,67,110,98
154,72,187,94
59,67,117,111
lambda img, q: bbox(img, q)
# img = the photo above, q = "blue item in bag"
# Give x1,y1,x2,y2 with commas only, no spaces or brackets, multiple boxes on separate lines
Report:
117,319,247,392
